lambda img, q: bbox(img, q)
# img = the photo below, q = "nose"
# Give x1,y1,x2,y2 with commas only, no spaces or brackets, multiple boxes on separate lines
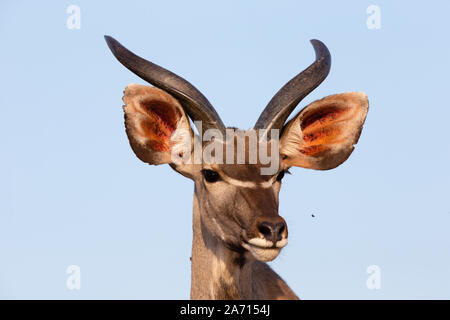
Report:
256,216,287,243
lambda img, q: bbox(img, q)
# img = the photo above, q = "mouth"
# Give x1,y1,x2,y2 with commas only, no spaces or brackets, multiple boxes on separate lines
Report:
241,238,288,262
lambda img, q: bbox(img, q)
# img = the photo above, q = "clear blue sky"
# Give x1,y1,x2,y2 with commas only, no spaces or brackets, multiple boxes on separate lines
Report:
1,1,449,299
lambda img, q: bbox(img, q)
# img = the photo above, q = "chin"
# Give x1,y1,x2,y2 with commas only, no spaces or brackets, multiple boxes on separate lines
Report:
242,242,282,262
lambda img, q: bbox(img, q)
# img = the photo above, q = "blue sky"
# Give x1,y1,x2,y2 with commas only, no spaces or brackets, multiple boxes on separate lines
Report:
1,1,449,299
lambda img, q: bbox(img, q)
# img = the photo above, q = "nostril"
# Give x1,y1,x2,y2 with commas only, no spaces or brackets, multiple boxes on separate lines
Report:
257,223,272,237
256,220,287,241
278,224,285,235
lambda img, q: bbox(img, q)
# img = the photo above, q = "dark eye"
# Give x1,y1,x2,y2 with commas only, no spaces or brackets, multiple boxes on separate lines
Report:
276,170,285,182
202,169,221,183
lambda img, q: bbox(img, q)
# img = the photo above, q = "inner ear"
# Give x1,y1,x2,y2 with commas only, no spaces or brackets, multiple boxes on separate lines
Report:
297,104,354,155
279,92,368,170
122,84,192,165
137,97,181,151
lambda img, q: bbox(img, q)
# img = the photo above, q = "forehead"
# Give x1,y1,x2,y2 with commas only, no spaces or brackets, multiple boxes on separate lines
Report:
203,128,279,182
218,163,272,183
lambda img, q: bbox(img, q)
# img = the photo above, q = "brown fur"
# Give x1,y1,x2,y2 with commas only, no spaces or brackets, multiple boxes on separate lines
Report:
120,85,368,300
190,191,298,299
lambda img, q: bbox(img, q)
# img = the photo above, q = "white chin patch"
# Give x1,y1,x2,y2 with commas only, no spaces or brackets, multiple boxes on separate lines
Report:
242,243,282,262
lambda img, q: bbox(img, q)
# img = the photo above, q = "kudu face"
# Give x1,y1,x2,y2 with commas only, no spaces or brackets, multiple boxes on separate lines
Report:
193,136,288,262
105,36,369,263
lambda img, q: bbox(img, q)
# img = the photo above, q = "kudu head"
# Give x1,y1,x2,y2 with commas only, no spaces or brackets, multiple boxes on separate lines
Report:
105,36,368,262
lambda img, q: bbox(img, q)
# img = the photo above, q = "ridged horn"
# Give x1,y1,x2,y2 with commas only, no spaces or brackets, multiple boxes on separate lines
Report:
254,39,331,131
105,35,225,134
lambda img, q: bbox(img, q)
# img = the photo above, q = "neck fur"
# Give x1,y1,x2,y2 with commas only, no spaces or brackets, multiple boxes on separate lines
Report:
190,189,248,299
189,187,299,300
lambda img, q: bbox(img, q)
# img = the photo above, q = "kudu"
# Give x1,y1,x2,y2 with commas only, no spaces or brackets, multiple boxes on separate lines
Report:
105,36,368,299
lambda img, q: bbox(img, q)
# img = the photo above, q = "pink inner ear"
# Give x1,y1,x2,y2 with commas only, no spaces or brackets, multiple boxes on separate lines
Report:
280,92,368,170
298,105,353,156
138,99,181,152
300,105,349,132
299,145,327,156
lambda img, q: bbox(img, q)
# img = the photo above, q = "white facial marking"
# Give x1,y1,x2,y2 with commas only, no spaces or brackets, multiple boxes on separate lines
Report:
243,237,287,262
248,238,273,248
212,217,226,241
276,238,288,248
220,174,273,189
242,243,281,262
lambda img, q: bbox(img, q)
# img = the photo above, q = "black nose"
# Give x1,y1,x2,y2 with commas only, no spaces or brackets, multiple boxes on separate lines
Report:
257,217,287,243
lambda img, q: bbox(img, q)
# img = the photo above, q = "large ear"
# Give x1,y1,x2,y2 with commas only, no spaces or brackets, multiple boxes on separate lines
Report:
279,92,368,170
122,84,193,166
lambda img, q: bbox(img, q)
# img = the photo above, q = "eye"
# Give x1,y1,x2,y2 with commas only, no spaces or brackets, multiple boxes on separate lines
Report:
276,170,286,182
201,169,221,183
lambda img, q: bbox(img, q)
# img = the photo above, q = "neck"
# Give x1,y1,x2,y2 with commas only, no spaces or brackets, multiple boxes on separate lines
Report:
190,189,244,299
189,188,299,300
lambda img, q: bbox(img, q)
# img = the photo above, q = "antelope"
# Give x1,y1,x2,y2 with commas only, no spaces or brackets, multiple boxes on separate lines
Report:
105,36,368,300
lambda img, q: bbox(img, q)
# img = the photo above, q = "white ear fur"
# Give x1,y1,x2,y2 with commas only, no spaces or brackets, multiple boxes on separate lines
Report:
280,92,368,170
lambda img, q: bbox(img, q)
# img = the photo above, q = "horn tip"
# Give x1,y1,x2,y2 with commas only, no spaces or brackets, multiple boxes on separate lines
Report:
104,36,129,62
310,39,321,44
104,35,119,52
309,39,331,61
309,39,327,50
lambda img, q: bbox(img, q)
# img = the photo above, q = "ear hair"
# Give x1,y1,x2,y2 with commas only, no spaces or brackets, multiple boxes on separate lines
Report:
280,92,368,170
122,84,193,165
